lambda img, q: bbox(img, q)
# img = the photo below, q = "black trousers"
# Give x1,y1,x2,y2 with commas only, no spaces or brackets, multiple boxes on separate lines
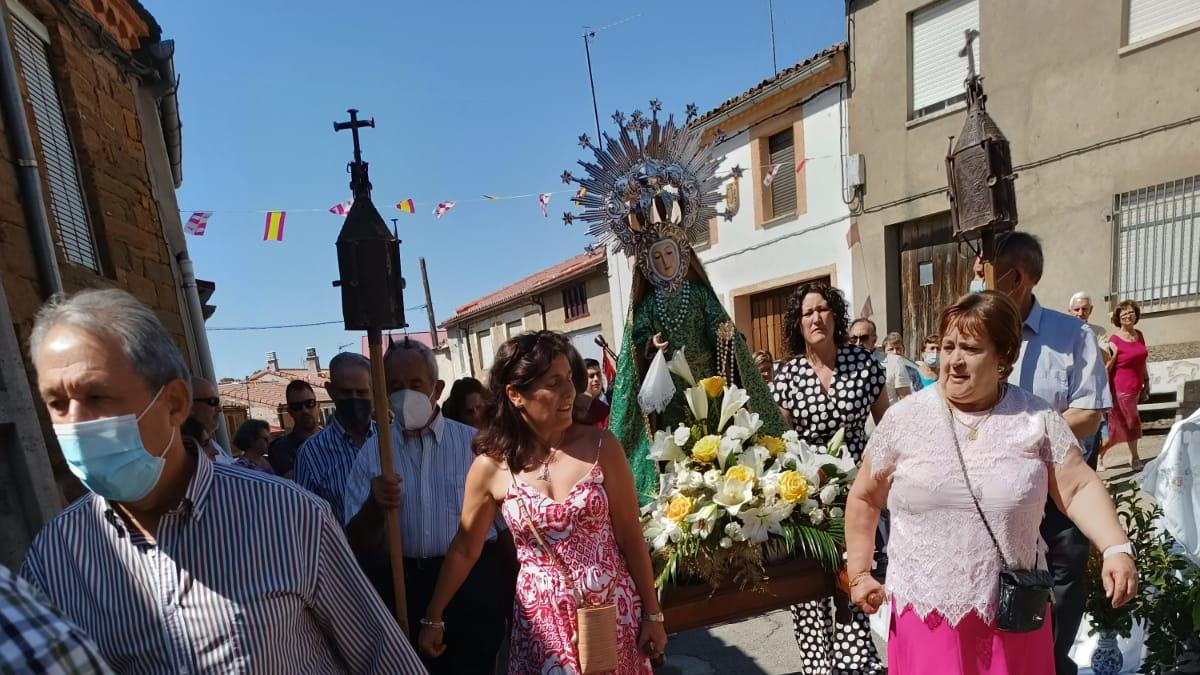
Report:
359,542,508,675
1042,501,1091,675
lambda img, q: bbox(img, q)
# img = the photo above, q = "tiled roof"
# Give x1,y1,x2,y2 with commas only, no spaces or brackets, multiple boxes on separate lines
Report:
249,368,329,388
218,380,332,409
445,249,606,326
360,330,448,355
695,43,846,127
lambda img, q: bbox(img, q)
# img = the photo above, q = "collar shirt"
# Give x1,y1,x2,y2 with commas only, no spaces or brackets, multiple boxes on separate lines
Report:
1008,297,1112,422
343,412,493,558
295,418,377,524
20,455,425,675
210,439,235,466
0,564,114,674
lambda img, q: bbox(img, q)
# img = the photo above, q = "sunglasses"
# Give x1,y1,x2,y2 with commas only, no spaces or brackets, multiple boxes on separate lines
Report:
193,397,220,407
847,335,873,344
287,399,318,412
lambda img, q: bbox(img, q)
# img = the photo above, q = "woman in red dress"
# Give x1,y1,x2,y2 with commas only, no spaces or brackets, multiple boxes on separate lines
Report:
1100,300,1149,471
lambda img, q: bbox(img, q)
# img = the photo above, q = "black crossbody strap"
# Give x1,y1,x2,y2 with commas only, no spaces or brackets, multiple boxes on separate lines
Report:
945,402,1011,570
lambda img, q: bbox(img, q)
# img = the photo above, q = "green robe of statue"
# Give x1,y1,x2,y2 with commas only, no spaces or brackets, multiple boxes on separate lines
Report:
609,278,788,503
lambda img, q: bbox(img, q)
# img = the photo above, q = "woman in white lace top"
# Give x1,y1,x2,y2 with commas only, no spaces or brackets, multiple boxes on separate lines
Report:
844,291,1137,675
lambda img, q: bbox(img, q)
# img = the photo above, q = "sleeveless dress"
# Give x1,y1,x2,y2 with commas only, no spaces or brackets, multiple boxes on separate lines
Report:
1107,332,1148,444
501,463,652,675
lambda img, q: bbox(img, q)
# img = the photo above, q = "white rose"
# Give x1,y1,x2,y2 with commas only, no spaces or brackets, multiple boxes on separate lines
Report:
724,425,751,442
810,509,826,525
724,521,745,541
819,485,839,505
801,499,819,514
687,471,705,490
719,537,734,549
759,474,780,499
829,507,844,518
673,425,693,447
703,469,722,490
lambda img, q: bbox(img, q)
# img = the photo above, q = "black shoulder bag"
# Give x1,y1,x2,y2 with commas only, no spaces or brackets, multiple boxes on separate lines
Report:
947,405,1055,633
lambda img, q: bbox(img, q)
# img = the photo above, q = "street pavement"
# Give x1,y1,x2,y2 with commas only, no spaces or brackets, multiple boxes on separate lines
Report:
656,435,1167,675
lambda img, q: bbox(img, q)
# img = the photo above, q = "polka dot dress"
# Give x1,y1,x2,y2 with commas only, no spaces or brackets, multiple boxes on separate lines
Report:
770,345,886,674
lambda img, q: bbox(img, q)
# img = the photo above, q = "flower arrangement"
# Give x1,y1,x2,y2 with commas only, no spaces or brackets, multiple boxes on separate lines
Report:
641,351,855,594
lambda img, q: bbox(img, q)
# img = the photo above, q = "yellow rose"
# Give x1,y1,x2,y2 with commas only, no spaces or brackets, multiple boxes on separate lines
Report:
691,435,721,464
699,376,726,398
666,495,693,522
725,464,756,486
759,435,786,457
778,471,810,503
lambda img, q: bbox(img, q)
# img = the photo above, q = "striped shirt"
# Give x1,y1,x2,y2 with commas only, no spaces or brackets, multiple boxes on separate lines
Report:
20,454,426,674
295,418,377,524
1,564,114,674
343,413,494,558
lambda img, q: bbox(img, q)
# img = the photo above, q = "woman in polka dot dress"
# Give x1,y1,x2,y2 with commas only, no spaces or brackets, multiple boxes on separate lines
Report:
770,281,889,674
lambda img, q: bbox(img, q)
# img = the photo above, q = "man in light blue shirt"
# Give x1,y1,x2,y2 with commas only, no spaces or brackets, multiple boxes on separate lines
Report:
995,232,1112,675
345,338,506,675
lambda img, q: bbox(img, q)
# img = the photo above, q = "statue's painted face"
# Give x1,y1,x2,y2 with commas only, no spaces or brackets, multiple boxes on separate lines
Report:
650,239,680,281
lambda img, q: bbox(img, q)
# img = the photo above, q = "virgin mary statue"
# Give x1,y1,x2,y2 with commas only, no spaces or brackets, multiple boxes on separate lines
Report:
563,103,786,502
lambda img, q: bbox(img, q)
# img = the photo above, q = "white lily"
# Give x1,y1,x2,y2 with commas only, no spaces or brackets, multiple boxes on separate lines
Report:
646,516,683,550
648,430,686,462
717,386,751,431
733,408,764,438
737,501,794,544
672,425,693,447
667,348,696,386
827,427,847,457
717,437,742,470
737,445,771,477
684,385,709,422
711,477,754,515
684,502,721,539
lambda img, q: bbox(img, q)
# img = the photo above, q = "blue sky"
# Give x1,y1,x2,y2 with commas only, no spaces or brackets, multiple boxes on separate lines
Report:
145,1,845,379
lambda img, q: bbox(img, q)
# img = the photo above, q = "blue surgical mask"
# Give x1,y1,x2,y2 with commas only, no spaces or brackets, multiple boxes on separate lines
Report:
969,278,987,293
53,387,174,503
924,353,940,367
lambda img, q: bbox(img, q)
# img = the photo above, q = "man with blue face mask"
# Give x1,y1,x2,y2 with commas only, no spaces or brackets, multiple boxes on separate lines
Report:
344,337,507,675
21,289,424,673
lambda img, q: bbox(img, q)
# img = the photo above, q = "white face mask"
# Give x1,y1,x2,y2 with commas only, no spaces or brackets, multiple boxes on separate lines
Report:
389,389,435,431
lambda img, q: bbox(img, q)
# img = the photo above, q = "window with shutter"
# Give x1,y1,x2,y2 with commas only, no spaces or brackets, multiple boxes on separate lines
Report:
1127,0,1200,44
10,8,100,272
910,0,980,119
562,283,589,321
478,331,495,370
768,129,796,219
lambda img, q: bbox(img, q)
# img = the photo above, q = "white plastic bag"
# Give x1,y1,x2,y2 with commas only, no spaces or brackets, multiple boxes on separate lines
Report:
638,349,676,415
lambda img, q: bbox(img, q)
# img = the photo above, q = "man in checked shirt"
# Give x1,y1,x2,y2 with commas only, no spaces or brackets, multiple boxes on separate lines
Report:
21,289,425,674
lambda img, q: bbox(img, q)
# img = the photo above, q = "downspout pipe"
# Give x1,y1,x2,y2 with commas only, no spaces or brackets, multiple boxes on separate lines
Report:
0,2,62,298
147,41,182,188
177,251,229,449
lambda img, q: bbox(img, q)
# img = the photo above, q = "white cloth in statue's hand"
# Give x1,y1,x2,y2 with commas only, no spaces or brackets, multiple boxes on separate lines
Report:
639,349,676,415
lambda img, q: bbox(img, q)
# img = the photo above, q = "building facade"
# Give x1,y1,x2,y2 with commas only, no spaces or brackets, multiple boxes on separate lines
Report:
217,349,335,436
846,0,1200,407
608,45,856,363
0,0,210,567
444,249,614,383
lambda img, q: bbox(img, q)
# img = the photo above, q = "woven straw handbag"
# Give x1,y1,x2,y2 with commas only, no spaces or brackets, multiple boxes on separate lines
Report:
517,492,619,673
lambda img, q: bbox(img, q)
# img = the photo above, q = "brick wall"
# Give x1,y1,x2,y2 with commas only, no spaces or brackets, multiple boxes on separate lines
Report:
0,0,188,499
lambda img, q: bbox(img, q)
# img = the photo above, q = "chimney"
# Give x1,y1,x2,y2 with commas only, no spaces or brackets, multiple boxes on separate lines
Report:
305,347,320,376
266,351,279,370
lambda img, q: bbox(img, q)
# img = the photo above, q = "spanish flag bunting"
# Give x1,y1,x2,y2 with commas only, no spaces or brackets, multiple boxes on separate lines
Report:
572,186,587,205
263,211,286,241
396,199,415,213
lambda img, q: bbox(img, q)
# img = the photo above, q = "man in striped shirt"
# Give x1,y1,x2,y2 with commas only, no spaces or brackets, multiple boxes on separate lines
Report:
294,352,378,524
1,564,113,674
22,289,425,674
344,338,507,675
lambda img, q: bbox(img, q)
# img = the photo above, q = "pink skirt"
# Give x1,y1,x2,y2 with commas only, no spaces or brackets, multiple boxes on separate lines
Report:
888,604,1054,675
1108,391,1142,443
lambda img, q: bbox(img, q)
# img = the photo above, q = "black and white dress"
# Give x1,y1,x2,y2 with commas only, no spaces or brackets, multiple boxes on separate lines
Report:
770,344,886,674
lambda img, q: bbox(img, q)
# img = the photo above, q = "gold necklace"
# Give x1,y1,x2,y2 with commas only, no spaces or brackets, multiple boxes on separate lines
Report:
947,400,999,441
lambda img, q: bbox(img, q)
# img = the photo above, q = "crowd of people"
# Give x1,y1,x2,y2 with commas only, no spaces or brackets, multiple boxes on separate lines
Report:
0,231,1151,675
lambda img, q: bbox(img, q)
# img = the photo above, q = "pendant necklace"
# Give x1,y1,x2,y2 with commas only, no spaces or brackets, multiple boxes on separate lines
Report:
538,448,558,482
652,282,691,334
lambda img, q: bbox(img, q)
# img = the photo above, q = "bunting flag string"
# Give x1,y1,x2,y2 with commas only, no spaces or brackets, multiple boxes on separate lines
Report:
762,163,782,187
538,192,551,218
185,211,211,236
328,199,353,215
263,211,286,241
396,199,415,213
433,201,455,219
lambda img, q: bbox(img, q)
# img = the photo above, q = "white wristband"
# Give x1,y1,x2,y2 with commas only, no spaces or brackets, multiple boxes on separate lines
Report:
1103,542,1134,559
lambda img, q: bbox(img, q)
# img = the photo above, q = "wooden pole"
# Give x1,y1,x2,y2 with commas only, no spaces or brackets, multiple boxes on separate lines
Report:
367,328,409,636
981,229,997,290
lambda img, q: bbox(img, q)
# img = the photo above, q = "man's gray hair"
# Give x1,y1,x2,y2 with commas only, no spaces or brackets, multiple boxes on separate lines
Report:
1069,291,1092,305
30,288,192,394
328,351,371,381
850,317,877,335
995,231,1044,283
384,336,439,382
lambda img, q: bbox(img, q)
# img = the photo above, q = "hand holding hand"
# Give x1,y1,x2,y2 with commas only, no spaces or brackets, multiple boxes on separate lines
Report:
652,333,669,353
1102,552,1138,608
849,575,887,616
370,474,402,511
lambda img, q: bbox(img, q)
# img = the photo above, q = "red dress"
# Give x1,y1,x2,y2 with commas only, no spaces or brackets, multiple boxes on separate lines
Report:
1108,331,1148,443
502,463,651,674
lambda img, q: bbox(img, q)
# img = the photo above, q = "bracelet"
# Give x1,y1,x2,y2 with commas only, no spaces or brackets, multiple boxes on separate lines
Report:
848,571,873,588
419,618,445,630
1103,542,1135,560
642,612,665,623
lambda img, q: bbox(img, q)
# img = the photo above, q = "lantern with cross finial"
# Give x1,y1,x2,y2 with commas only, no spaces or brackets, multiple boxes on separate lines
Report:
945,29,1018,245
333,108,407,331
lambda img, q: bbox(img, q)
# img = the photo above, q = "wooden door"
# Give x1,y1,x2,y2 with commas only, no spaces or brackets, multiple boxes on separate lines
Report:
898,216,973,358
749,275,830,359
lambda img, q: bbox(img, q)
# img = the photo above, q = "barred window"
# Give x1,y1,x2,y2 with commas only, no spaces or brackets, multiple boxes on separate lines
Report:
562,283,589,321
1112,175,1200,311
10,6,100,271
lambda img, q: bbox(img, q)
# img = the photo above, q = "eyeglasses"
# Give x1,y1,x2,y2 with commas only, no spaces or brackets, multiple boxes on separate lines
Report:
193,397,220,407
847,334,873,345
287,399,318,412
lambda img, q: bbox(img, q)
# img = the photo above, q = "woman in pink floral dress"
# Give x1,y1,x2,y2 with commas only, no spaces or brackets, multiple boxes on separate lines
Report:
419,331,662,674
843,292,1137,674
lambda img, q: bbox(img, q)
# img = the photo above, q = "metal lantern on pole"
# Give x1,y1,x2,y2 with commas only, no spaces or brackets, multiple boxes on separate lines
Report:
331,108,409,634
945,29,1018,288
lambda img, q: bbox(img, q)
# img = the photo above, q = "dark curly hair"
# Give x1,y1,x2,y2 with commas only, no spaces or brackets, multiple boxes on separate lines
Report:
782,281,851,356
474,331,577,472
